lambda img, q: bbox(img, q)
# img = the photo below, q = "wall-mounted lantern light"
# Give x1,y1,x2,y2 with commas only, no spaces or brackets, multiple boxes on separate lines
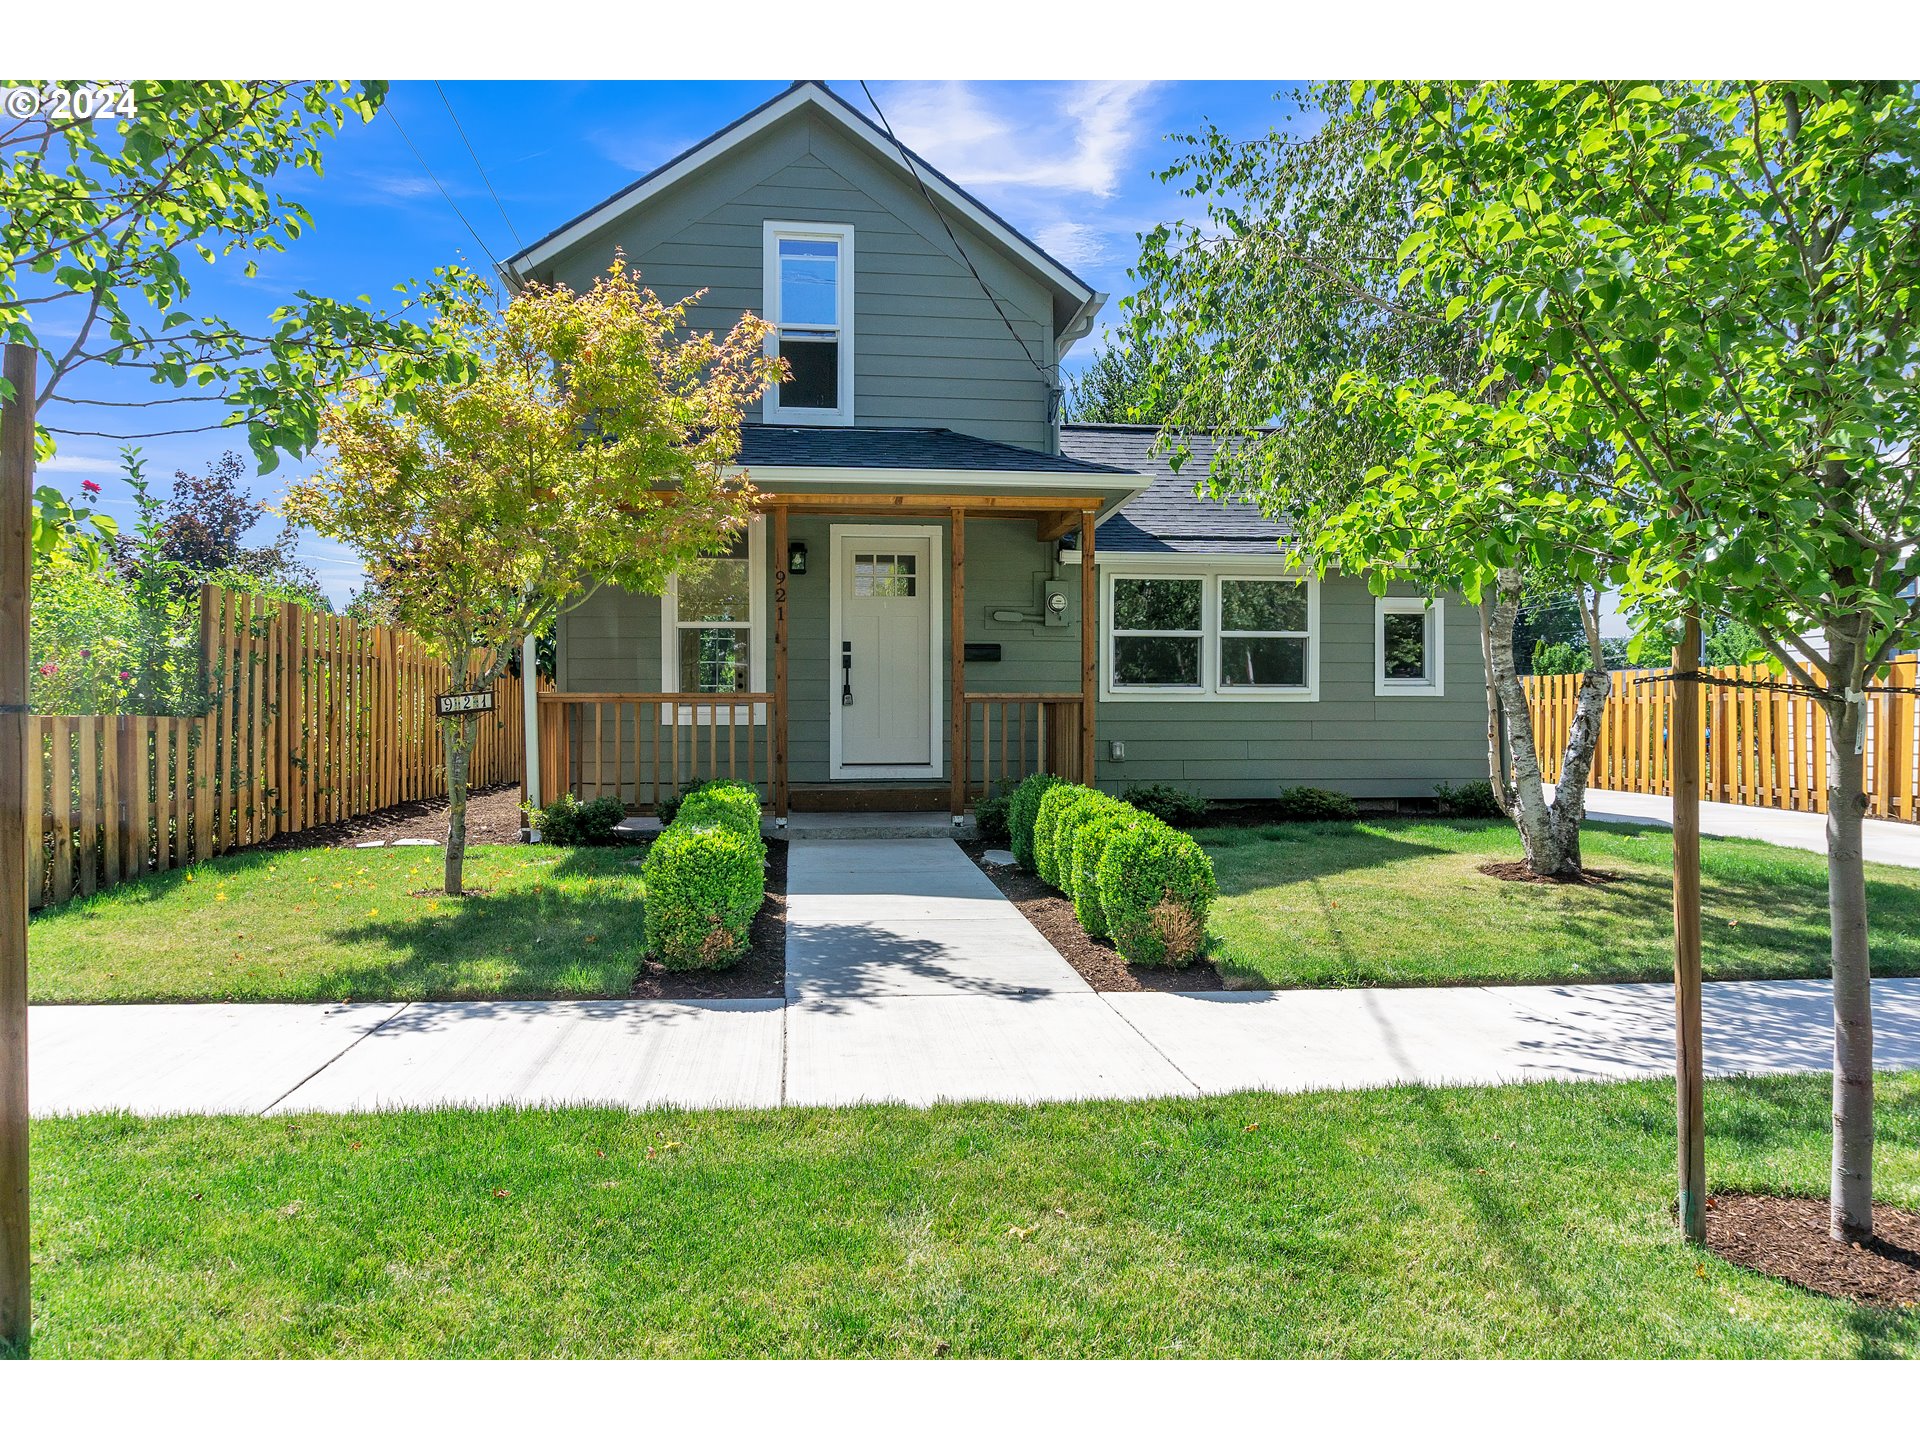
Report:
787,541,808,575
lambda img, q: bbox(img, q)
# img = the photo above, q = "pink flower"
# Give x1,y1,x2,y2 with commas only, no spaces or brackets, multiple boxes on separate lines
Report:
78,647,90,660
80,479,101,497
38,661,56,677
119,668,131,682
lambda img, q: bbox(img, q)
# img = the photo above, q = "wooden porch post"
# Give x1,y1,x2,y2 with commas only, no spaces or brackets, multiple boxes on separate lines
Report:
950,507,967,821
772,502,790,823
1079,509,1097,786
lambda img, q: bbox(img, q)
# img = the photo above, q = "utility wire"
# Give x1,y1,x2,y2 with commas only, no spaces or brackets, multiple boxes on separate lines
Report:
435,81,523,250
858,80,1052,388
384,99,500,269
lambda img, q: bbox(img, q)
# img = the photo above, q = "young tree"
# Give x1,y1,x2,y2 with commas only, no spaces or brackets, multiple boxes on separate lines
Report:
286,263,782,895
3,80,471,469
1366,81,1920,1239
1126,86,1617,877
1062,335,1191,424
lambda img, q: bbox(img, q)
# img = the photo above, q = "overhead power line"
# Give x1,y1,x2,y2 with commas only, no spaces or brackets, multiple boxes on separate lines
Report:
857,80,1052,389
435,82,523,250
384,99,500,269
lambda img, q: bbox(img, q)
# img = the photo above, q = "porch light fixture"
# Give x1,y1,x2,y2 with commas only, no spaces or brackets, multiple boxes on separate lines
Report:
787,541,808,575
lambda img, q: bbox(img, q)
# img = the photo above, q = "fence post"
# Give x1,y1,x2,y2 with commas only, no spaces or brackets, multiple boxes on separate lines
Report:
2,341,36,1347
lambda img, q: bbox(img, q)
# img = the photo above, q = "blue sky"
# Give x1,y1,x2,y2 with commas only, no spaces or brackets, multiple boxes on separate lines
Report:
34,79,1293,604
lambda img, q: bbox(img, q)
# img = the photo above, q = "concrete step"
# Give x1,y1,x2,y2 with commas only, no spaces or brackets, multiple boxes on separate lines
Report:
782,811,973,841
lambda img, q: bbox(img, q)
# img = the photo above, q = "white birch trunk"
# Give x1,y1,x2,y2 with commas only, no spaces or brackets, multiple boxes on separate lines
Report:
1822,626,1875,1238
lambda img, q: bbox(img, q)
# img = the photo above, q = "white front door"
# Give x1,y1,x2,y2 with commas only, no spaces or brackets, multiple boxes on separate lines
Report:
830,525,941,779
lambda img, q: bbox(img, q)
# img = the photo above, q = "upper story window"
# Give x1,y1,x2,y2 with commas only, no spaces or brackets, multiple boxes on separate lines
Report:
764,221,854,425
1375,596,1445,697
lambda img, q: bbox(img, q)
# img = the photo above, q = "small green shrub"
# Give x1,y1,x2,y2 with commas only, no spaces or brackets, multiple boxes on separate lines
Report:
1435,778,1504,818
1007,773,1065,871
527,793,627,845
1120,782,1210,828
973,787,1013,849
675,780,764,860
1071,803,1141,938
656,777,708,828
1051,791,1122,900
1096,818,1217,967
1032,782,1095,889
641,822,763,969
1273,785,1359,822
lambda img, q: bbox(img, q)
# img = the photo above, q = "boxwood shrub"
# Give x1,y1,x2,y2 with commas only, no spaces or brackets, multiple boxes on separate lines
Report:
1095,817,1218,968
1032,782,1095,889
527,792,626,845
1050,790,1122,901
675,779,765,860
1007,772,1065,871
641,821,763,969
1070,802,1142,939
1274,785,1359,821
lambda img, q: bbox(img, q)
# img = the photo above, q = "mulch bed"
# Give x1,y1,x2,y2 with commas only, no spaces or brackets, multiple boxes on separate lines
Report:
1708,1193,1920,1309
1478,859,1619,886
257,781,529,850
963,844,1229,993
626,839,787,1001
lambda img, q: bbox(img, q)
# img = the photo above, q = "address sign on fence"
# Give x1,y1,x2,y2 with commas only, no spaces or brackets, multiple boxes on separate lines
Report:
435,690,496,718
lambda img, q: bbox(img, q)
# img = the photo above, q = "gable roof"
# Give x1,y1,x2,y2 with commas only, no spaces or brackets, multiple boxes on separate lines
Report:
740,424,1131,476
1061,424,1297,555
501,81,1103,344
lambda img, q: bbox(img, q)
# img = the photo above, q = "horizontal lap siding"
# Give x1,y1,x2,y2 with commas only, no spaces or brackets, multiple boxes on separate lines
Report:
1093,577,1488,799
559,550,1491,798
541,114,1055,450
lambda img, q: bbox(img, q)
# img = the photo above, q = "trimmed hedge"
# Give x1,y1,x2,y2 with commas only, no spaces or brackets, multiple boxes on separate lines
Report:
1031,782,1088,888
1274,785,1359,821
1120,782,1210,828
640,781,766,970
676,780,765,860
1070,803,1141,939
1052,790,1122,901
1094,818,1217,967
1007,772,1065,871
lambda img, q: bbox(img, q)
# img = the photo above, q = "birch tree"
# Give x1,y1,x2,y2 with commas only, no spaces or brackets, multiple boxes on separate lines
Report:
1366,80,1920,1240
286,263,781,894
1125,85,1616,876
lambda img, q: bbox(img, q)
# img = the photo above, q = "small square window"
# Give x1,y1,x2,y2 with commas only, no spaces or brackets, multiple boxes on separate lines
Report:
1376,598,1444,696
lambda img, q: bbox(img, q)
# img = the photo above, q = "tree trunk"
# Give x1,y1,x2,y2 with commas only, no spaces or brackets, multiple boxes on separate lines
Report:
1823,631,1875,1239
1484,569,1611,877
1478,601,1511,804
443,716,473,896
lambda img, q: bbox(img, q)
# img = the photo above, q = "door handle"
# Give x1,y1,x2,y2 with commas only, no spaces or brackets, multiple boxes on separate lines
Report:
841,640,853,706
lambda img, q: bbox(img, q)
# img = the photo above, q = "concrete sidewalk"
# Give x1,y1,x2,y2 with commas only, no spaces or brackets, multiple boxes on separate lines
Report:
1556,785,1920,869
29,976,1920,1117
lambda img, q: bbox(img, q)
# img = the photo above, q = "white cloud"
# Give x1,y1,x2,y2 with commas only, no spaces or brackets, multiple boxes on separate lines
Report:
872,81,1157,200
1032,220,1106,268
36,452,120,475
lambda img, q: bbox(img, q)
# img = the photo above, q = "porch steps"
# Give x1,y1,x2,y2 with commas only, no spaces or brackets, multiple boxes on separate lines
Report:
781,811,972,841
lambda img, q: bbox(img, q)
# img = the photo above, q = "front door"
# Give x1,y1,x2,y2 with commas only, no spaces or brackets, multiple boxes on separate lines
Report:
830,525,940,778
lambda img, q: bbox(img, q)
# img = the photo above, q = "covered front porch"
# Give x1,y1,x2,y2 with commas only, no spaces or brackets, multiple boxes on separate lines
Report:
528,489,1102,824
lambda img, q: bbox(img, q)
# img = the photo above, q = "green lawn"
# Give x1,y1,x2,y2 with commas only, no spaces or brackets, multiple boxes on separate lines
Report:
28,845,648,1003
14,1073,1920,1358
1201,818,1920,990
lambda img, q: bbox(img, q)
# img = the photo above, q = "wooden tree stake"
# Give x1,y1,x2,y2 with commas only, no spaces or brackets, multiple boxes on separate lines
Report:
1672,613,1706,1244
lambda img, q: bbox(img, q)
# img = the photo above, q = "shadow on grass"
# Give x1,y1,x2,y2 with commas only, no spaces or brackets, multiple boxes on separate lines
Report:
1196,821,1454,899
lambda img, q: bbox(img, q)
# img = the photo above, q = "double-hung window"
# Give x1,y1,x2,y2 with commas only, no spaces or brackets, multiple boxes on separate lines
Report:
661,518,766,720
764,221,853,424
1375,596,1444,696
1104,567,1318,700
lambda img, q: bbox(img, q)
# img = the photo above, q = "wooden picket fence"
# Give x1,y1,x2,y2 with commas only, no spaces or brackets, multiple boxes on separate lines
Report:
1522,658,1920,821
28,585,527,909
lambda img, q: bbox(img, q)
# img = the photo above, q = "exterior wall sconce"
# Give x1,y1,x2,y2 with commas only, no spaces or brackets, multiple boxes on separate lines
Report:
787,540,808,575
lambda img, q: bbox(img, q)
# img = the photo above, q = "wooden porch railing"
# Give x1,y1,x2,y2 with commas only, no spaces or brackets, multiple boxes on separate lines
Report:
962,693,1086,800
537,692,785,817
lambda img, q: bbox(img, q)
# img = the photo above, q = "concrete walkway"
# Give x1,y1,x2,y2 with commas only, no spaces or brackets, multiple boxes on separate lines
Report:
1556,785,1920,869
28,831,1920,1115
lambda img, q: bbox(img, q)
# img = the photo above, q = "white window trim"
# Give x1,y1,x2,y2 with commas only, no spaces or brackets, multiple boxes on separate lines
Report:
1375,595,1445,697
1100,562,1320,703
763,220,855,426
659,515,767,723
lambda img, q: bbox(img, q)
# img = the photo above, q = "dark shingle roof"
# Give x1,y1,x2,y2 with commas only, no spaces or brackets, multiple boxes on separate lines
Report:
1061,424,1296,555
738,425,1132,476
